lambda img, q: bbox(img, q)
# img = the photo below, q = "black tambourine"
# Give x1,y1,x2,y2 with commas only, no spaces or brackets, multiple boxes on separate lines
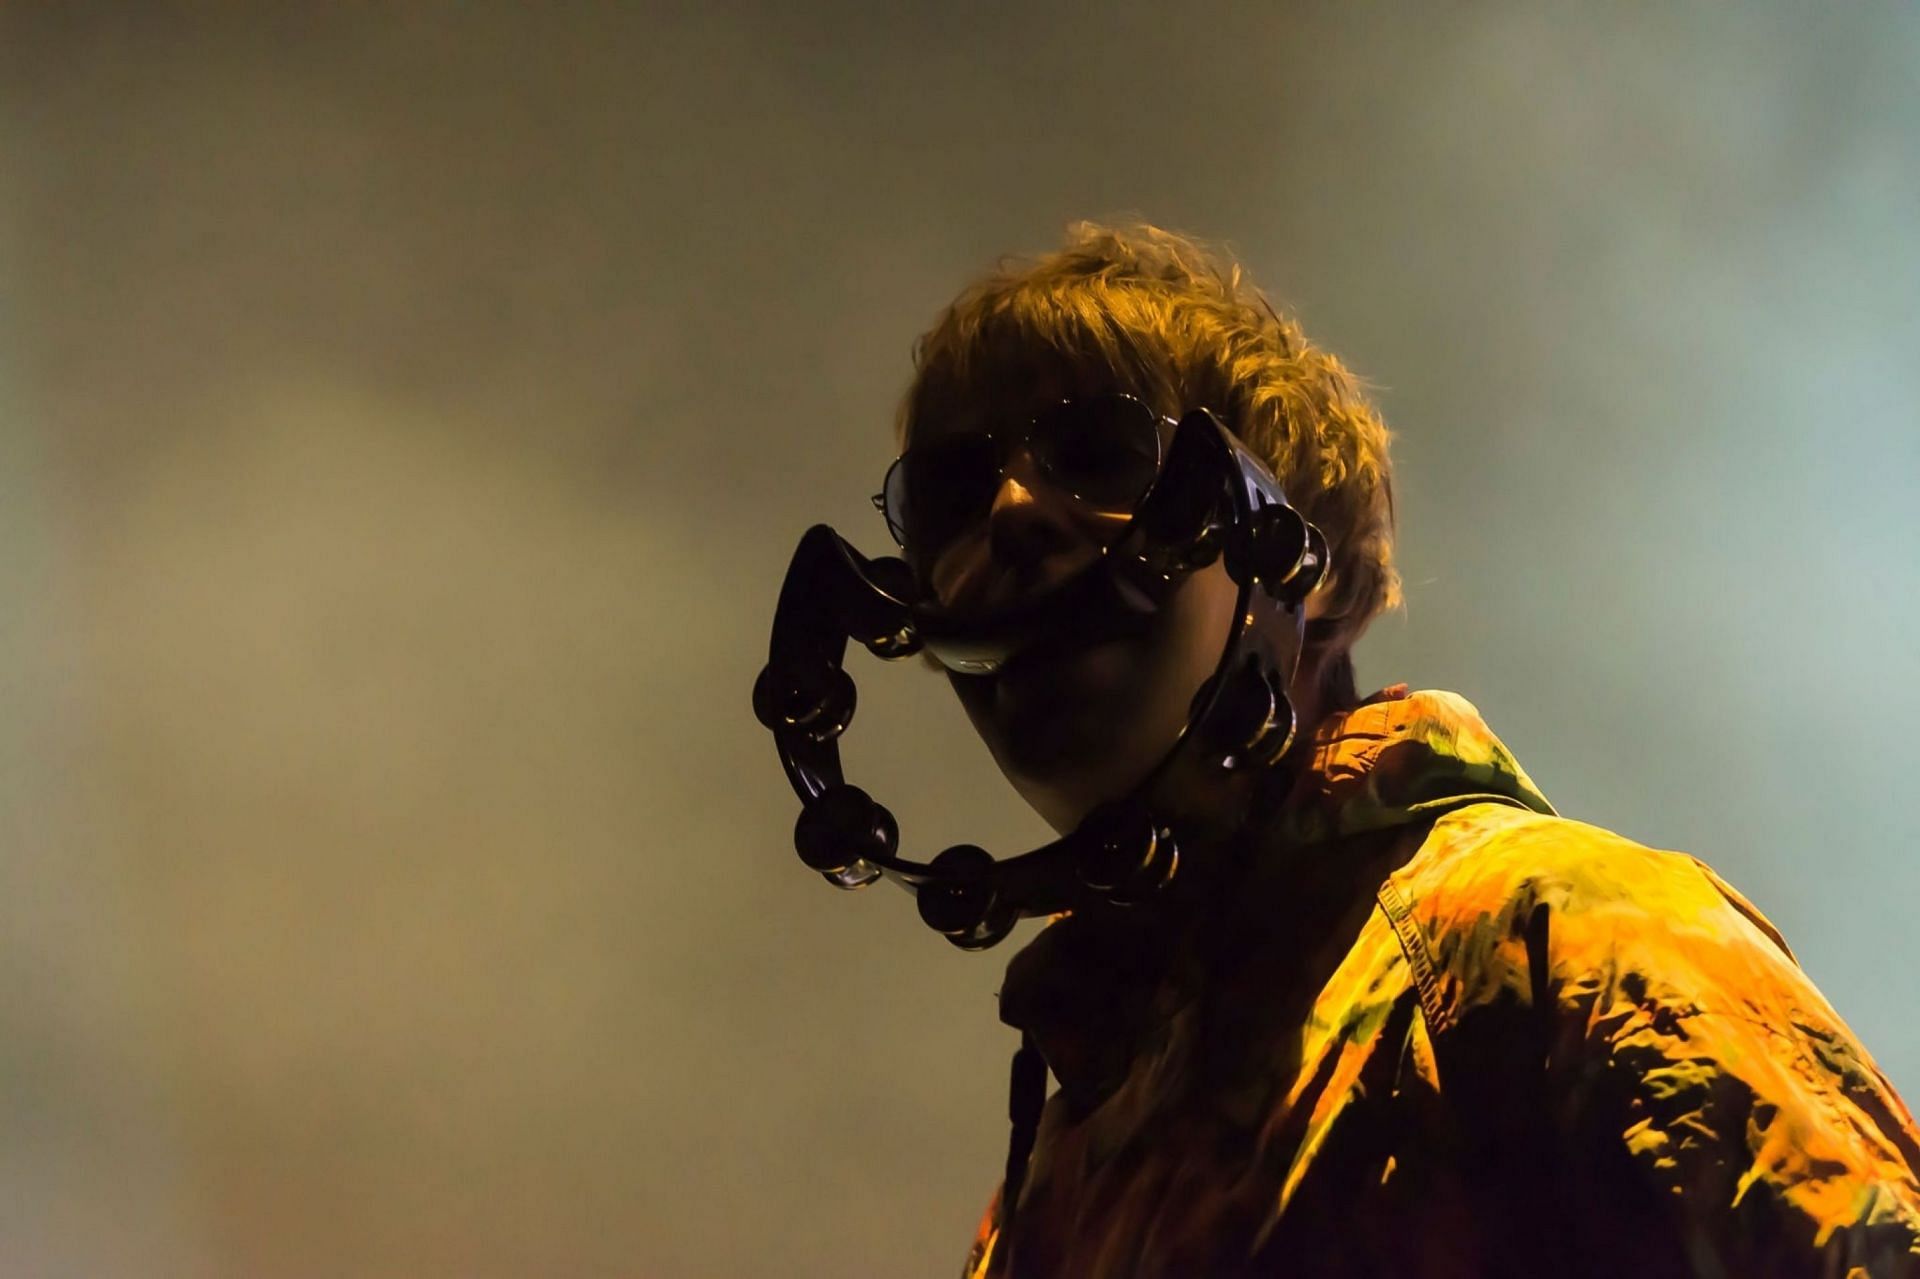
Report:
751,407,1327,949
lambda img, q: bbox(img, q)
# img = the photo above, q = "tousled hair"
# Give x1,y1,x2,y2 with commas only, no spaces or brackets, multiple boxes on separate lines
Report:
895,221,1402,709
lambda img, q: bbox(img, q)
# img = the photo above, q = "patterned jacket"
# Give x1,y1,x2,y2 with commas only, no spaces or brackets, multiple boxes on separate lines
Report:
965,688,1920,1277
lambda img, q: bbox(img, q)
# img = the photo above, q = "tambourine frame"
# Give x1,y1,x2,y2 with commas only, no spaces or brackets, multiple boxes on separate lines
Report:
751,408,1326,948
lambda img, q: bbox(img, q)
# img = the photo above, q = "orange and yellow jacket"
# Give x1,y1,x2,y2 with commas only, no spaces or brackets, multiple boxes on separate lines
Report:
965,688,1920,1278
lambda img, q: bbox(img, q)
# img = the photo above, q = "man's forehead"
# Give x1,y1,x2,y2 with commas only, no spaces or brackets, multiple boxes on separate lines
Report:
906,366,1117,448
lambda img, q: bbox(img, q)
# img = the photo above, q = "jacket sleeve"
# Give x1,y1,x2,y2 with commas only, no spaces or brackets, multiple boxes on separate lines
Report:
1409,818,1920,1277
961,1187,1001,1279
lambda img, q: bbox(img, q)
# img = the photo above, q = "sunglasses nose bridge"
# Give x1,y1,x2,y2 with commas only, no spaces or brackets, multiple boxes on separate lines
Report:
883,397,1165,554
999,439,1048,493
985,470,1086,574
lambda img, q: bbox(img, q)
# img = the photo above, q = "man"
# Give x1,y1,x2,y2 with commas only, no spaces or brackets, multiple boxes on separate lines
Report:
879,222,1920,1276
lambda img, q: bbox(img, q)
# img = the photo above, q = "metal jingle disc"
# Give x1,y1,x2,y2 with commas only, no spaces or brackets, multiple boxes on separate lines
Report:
752,661,857,743
944,899,1019,951
1074,799,1177,903
794,783,899,877
917,843,998,937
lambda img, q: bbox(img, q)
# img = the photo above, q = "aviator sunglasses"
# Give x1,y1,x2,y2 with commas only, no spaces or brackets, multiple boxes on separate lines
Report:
874,393,1176,559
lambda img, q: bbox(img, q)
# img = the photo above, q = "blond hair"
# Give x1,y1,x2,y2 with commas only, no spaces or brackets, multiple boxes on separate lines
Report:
896,221,1401,707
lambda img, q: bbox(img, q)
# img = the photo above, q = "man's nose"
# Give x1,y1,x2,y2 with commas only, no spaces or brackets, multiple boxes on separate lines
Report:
985,449,1080,572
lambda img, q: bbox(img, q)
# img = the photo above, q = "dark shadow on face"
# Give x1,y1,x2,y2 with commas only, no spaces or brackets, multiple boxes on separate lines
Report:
902,370,1241,835
948,560,1240,835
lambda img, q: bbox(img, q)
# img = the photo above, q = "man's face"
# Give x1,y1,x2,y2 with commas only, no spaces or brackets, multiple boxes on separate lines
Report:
901,372,1241,836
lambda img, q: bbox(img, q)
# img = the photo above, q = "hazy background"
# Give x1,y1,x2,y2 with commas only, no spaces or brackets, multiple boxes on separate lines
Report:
2,5,1916,1275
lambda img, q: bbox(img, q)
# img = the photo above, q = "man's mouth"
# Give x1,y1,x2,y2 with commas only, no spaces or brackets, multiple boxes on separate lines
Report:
917,562,1159,678
996,605,1137,681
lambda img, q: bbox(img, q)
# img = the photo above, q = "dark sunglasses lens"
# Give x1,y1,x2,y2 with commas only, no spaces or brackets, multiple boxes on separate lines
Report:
1032,397,1162,509
888,434,1001,556
879,458,910,544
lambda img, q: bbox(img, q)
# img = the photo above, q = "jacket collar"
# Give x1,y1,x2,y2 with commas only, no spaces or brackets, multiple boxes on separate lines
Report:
996,687,1556,1107
1271,685,1556,845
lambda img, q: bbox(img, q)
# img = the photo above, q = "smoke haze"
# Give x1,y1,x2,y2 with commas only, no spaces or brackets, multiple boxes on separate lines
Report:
2,6,1916,1275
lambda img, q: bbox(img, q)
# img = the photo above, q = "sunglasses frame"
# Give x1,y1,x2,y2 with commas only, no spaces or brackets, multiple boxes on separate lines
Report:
871,392,1177,555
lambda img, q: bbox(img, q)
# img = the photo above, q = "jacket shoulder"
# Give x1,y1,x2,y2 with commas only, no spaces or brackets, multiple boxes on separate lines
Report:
1379,804,1797,1032
1391,803,1736,926
1377,808,1920,1271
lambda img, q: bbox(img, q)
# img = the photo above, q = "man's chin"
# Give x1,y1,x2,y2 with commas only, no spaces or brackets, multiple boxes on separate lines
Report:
970,656,1180,814
995,630,1133,696
966,637,1135,754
